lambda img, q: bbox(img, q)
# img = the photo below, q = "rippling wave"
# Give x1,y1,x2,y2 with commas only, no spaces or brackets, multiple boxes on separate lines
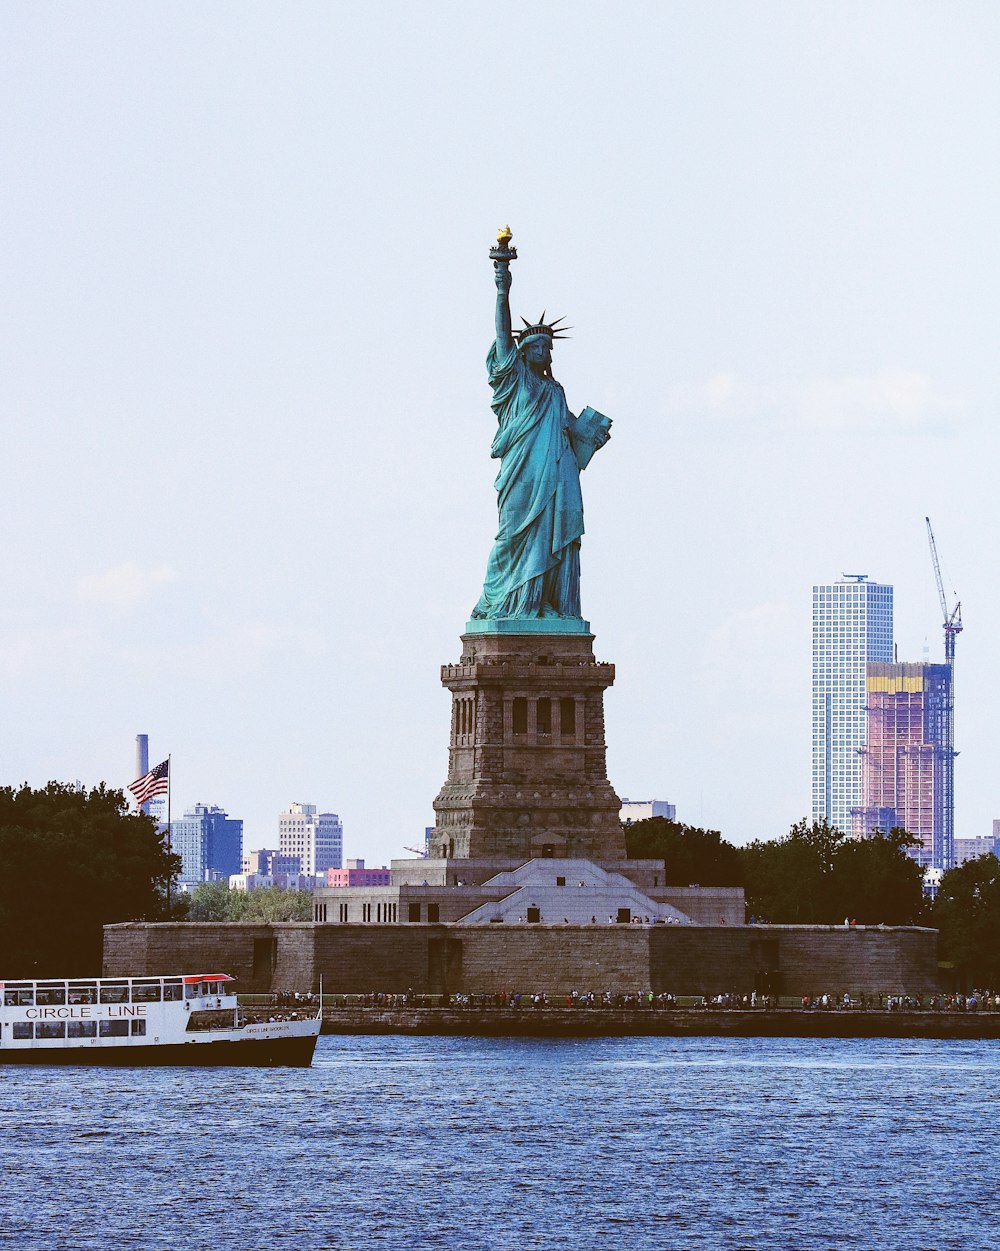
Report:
1,1036,997,1250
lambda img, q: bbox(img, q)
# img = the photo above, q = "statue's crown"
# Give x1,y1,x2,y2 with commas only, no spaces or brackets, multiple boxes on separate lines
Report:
517,313,571,346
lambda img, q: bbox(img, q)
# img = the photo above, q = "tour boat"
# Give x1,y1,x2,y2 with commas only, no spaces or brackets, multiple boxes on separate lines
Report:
0,973,321,1066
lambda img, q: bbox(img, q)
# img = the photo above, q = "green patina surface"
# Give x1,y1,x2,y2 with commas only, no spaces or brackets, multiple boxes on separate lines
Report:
471,229,611,625
464,617,592,636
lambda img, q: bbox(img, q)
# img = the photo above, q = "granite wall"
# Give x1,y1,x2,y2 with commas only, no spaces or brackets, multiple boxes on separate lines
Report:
104,922,940,997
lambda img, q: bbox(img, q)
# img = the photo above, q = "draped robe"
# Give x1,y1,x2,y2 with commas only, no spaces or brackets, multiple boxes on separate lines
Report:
472,340,586,620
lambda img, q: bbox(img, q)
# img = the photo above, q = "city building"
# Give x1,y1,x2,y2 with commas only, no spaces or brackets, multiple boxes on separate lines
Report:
229,871,321,892
812,576,893,834
278,803,343,877
229,872,278,892
852,662,953,870
620,798,676,824
953,834,999,865
169,804,243,885
242,848,302,877
326,859,392,888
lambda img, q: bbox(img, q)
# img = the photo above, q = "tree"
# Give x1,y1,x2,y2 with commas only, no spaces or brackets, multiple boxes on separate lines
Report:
187,882,312,922
830,827,925,926
186,880,234,921
0,781,181,977
740,819,925,925
740,819,841,923
241,887,313,922
933,854,1000,988
622,817,744,886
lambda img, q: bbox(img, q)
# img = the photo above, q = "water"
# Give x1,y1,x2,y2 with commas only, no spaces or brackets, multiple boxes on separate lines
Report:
2,1035,997,1250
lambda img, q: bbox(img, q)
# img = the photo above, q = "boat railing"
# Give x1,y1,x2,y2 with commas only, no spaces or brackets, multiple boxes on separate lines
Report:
235,1009,316,1027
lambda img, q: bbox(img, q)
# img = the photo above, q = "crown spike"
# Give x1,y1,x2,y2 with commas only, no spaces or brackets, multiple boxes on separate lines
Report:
515,311,572,346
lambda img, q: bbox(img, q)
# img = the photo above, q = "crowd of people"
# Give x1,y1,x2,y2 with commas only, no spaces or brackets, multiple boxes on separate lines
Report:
263,988,1000,1012
273,991,319,1009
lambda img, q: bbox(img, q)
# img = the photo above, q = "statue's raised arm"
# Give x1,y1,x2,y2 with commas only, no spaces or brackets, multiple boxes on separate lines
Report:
491,225,516,355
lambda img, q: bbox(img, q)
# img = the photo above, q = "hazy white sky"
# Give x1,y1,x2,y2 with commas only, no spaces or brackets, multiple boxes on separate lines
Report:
2,3,998,858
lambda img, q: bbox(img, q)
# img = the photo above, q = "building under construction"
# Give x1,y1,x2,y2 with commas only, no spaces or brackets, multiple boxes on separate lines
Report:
852,662,954,869
852,519,960,872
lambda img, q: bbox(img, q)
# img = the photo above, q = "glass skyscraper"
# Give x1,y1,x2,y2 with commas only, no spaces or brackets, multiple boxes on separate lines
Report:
811,577,893,834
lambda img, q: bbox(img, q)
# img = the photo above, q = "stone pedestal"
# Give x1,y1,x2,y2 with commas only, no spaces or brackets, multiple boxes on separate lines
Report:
431,626,624,862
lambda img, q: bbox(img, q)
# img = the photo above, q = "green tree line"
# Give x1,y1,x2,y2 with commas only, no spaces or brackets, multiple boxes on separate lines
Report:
186,880,313,922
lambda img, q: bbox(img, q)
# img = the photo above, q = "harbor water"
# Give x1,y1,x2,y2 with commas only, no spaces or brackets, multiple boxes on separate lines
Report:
2,1034,997,1250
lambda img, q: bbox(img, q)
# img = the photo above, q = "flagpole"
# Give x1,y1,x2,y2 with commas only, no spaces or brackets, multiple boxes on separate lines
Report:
166,753,172,918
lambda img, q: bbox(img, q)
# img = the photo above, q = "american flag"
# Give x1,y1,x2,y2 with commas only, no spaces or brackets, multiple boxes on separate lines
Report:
129,758,169,807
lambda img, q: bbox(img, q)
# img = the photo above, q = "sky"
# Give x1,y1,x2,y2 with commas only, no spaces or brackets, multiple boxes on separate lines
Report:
2,3,998,859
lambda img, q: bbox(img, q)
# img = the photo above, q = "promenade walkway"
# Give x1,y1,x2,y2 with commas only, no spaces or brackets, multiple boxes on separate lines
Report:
239,991,1000,1039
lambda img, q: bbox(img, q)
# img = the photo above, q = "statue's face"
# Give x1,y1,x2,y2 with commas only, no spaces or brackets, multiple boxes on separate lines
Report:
523,337,552,368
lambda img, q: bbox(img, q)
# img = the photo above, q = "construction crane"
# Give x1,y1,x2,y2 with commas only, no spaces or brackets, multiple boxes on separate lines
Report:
925,516,963,662
925,516,961,872
402,845,428,858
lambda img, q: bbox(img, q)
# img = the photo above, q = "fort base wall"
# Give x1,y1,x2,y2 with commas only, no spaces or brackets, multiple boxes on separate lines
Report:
104,922,940,998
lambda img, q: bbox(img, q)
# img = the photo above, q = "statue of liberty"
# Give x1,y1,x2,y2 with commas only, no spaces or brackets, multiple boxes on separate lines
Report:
471,228,611,623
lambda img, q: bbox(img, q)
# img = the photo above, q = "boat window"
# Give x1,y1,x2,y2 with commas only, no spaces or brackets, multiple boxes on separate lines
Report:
100,983,130,1004
12,1022,32,1039
4,989,33,1007
130,1020,147,1037
36,985,66,1006
67,1021,98,1038
68,985,98,1005
186,1009,231,1033
185,983,201,999
131,983,162,1002
35,1021,66,1039
163,982,183,1002
99,1020,129,1038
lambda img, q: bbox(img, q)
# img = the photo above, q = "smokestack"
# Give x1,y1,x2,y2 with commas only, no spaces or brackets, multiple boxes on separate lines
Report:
135,734,149,780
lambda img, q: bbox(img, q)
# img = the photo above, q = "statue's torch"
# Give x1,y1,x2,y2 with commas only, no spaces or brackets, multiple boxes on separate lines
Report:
489,225,517,267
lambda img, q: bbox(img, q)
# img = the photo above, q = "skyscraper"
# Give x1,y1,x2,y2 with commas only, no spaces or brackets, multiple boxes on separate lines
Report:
811,576,893,834
278,802,343,876
853,662,953,869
